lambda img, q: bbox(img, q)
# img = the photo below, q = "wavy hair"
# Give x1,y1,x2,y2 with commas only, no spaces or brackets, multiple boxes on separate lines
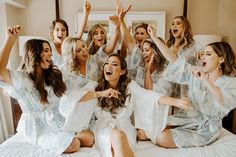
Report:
141,38,167,73
86,24,107,55
61,37,82,75
95,54,131,115
20,39,66,104
166,16,194,49
208,41,236,76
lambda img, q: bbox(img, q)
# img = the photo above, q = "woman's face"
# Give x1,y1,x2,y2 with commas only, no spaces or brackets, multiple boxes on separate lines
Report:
53,22,67,45
171,18,184,38
40,42,52,69
104,56,124,82
134,27,149,47
75,40,89,64
201,45,224,73
142,42,153,64
93,26,106,47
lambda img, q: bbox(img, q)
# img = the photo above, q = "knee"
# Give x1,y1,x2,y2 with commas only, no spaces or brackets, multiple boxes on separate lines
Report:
137,129,148,141
156,130,176,148
82,130,95,147
110,129,127,145
77,130,95,147
156,132,166,146
64,138,80,153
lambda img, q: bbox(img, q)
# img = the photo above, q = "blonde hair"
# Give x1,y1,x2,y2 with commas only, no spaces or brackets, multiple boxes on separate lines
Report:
61,37,81,75
86,24,107,55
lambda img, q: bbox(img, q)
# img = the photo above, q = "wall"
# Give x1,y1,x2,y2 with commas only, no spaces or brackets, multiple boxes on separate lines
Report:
218,0,236,52
17,0,184,38
217,0,236,133
0,3,18,137
188,0,219,35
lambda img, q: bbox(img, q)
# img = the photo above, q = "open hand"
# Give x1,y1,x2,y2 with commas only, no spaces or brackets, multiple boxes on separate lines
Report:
102,88,121,98
176,96,192,110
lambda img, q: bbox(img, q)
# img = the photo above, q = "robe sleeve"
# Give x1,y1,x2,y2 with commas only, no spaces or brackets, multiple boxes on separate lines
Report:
59,81,97,132
131,81,169,143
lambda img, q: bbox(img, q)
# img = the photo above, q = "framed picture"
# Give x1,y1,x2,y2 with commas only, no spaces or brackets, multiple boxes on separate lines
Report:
126,11,166,40
77,11,166,41
77,11,116,40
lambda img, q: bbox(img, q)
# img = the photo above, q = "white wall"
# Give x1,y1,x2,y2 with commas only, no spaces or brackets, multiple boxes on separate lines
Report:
0,3,16,137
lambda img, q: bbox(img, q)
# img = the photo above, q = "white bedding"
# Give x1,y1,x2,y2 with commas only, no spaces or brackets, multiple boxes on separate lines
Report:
0,129,236,157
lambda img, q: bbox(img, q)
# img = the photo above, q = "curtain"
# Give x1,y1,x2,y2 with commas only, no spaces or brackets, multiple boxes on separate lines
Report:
0,89,13,144
0,95,9,143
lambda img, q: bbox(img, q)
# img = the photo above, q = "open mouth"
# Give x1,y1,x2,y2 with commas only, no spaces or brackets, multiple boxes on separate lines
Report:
173,29,178,34
202,61,207,67
45,58,51,64
137,39,142,43
57,36,64,40
105,71,113,75
143,55,149,61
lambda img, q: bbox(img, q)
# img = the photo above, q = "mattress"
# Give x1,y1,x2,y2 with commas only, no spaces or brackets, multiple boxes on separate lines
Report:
0,129,236,157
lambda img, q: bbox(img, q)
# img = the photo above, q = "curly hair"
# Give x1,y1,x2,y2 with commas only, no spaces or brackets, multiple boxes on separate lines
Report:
208,41,236,76
20,39,66,104
86,24,107,55
95,54,131,116
166,16,194,49
61,37,81,75
141,38,167,73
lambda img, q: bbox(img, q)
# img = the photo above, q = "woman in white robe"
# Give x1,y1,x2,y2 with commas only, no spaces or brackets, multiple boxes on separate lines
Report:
78,54,191,157
157,41,236,148
0,26,94,154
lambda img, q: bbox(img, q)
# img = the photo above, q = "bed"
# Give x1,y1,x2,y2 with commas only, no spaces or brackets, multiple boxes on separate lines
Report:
0,128,236,157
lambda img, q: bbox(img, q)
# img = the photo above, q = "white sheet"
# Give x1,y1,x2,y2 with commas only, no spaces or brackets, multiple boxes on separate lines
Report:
0,129,236,157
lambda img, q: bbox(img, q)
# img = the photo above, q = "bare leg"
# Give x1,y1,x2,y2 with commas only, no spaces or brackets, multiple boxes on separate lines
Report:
110,128,135,157
63,137,80,153
156,129,177,148
76,130,95,147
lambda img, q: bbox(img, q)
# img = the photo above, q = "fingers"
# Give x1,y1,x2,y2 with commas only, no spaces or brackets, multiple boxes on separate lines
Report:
102,88,121,98
177,97,192,110
194,51,204,60
108,89,121,98
8,25,20,35
124,5,132,14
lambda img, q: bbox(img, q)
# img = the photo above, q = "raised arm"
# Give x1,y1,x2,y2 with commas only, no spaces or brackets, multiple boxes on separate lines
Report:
103,15,120,55
148,25,177,63
119,5,135,54
192,66,224,105
0,25,20,85
144,54,154,90
77,0,91,39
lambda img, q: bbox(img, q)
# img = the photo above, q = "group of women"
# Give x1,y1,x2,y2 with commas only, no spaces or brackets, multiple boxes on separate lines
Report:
0,0,236,157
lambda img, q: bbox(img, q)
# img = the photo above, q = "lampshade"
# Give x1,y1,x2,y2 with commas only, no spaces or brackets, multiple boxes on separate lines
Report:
18,36,49,56
193,34,222,47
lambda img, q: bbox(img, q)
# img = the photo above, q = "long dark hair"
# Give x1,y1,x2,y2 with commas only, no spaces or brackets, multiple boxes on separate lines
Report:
20,39,66,104
95,54,131,115
141,38,167,73
208,41,236,76
166,16,194,49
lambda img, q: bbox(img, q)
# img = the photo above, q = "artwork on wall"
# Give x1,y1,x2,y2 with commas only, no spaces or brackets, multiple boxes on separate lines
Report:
77,11,166,41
